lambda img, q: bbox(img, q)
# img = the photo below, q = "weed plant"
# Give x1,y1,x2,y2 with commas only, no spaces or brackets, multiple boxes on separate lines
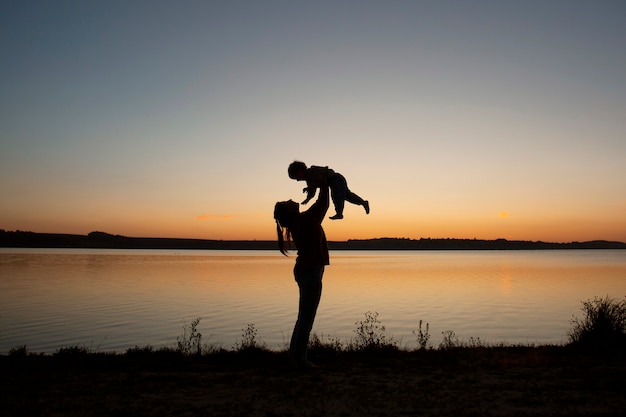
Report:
234,323,267,352
413,320,431,350
176,317,203,355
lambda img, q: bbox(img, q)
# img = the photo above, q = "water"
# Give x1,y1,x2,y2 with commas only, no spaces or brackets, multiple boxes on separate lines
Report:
0,248,624,353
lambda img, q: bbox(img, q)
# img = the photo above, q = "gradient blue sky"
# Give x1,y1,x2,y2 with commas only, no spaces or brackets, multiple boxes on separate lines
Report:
1,1,625,242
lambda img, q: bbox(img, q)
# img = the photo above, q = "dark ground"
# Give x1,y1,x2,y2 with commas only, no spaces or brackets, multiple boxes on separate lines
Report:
2,346,625,417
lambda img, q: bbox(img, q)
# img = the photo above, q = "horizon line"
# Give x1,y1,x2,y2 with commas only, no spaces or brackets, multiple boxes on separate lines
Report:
2,229,625,246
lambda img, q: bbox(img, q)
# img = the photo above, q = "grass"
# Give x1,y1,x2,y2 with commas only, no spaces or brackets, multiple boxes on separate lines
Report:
5,295,626,359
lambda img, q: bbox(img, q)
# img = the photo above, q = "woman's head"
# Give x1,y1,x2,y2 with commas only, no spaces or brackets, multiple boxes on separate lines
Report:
274,200,299,255
274,200,299,225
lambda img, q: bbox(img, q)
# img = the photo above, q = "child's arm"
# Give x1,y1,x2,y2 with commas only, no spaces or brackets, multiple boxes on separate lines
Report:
301,186,316,205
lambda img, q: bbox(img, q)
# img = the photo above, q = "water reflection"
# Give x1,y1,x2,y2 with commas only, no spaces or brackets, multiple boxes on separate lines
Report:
0,249,624,353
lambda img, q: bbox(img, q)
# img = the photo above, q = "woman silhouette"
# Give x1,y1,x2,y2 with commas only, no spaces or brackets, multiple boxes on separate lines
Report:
274,183,329,368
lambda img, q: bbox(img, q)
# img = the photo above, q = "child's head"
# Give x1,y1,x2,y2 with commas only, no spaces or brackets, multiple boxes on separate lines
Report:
288,161,307,180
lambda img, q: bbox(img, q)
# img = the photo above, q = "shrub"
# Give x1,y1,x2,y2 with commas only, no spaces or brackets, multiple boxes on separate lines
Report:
351,311,397,351
438,330,460,350
568,296,626,349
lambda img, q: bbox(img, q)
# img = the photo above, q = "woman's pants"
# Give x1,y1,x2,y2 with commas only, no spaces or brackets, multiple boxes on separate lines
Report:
289,265,324,361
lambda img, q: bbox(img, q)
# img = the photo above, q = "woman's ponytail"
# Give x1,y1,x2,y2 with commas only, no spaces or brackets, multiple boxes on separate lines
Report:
276,221,288,255
274,202,293,256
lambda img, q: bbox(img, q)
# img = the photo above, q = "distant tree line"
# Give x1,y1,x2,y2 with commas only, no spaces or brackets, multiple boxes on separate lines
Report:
1,230,625,250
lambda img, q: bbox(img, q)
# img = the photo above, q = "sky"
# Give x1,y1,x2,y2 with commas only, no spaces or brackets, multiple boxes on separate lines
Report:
1,1,625,243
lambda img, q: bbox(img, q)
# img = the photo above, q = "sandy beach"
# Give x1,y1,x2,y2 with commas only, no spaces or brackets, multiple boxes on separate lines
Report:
2,346,625,417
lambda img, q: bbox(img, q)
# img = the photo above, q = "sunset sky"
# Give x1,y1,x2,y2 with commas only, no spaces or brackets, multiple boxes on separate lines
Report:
1,1,625,243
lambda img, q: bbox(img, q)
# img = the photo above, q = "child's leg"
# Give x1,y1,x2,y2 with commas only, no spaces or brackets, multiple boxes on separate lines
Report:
345,189,369,214
329,174,346,219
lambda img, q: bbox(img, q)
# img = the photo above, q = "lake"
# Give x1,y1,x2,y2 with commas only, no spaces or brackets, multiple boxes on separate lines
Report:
0,248,624,354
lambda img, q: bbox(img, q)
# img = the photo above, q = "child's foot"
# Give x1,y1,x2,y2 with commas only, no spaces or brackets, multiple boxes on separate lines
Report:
363,201,370,214
329,214,343,220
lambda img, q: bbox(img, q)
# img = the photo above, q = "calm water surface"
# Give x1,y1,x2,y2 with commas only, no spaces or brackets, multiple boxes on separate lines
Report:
0,248,624,353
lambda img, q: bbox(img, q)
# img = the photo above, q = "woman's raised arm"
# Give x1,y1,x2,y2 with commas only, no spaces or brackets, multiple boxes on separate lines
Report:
303,185,329,224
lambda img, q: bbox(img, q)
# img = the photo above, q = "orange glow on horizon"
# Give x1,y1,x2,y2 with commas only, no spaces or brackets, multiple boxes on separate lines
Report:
3,205,625,244
3,212,625,244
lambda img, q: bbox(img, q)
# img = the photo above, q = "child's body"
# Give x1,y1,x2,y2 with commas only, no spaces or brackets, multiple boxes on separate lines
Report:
288,161,369,220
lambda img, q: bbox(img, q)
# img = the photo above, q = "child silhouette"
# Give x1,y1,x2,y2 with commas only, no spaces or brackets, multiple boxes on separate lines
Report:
288,161,369,220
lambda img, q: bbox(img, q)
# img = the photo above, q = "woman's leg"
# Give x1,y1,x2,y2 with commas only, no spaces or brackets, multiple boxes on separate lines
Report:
289,266,324,362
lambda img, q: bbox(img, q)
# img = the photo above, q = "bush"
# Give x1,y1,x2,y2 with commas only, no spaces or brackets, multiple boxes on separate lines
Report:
351,311,397,351
568,296,626,349
438,330,460,350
